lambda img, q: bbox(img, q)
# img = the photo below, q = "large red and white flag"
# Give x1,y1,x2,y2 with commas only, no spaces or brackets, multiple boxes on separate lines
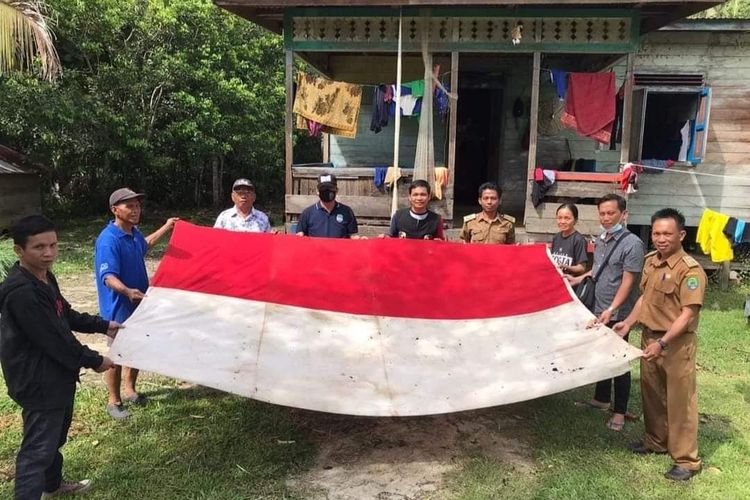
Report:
109,222,641,416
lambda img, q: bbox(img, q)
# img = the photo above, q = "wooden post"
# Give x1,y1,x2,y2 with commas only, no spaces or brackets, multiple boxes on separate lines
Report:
619,53,635,164
526,52,541,183
720,261,731,291
322,132,330,163
285,48,294,204
447,50,459,222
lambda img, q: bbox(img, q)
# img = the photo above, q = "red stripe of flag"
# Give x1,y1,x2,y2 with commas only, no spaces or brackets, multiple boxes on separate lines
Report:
151,222,573,320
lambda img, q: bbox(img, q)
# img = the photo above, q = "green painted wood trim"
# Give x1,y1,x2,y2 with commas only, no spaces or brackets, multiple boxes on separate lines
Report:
630,9,641,50
291,41,638,54
288,7,636,19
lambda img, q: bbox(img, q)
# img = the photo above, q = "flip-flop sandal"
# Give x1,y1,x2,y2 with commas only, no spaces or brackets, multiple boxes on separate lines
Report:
608,409,638,421
606,418,625,432
123,394,148,406
575,400,610,411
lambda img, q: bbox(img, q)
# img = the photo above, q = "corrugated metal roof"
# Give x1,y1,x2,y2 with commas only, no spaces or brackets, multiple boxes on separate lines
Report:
0,159,34,175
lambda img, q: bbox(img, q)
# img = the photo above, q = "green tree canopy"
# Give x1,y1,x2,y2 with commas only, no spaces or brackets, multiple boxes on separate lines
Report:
0,0,288,212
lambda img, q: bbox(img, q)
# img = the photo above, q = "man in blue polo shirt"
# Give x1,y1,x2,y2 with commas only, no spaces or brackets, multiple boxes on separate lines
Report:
94,188,178,420
296,174,358,238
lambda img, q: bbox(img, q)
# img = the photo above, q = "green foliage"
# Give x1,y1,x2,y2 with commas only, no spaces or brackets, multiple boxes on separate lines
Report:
694,0,750,18
0,0,291,213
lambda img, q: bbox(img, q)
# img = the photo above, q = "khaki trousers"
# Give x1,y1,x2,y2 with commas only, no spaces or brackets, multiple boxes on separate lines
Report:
641,329,701,470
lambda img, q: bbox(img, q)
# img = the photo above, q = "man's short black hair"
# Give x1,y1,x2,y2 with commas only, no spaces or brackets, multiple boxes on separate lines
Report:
409,179,431,195
478,182,502,198
597,193,627,212
651,208,686,231
11,215,56,249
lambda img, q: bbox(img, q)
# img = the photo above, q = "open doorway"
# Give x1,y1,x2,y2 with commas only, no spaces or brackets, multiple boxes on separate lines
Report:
454,88,501,205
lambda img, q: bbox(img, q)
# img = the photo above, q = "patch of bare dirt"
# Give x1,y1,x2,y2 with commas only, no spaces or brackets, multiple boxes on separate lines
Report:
287,408,534,500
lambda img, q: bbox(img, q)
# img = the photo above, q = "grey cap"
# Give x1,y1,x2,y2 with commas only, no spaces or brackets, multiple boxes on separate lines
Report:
232,178,255,190
109,188,145,207
317,173,338,189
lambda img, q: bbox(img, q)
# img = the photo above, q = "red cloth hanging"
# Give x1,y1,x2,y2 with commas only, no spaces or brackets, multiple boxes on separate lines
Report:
560,72,616,144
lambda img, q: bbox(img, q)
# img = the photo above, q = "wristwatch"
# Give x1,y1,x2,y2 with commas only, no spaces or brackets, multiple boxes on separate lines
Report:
657,338,668,350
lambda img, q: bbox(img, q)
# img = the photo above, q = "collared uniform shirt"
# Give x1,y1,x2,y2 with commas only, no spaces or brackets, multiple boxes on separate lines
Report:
460,212,515,244
298,201,358,238
214,206,271,233
639,249,706,333
94,222,149,323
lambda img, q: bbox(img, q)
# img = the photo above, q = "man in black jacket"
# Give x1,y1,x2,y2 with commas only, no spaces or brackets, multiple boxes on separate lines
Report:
0,215,121,499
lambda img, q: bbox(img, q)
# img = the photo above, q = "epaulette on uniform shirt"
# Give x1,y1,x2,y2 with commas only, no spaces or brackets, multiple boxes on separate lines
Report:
644,250,658,259
463,213,477,223
502,214,516,224
682,255,700,268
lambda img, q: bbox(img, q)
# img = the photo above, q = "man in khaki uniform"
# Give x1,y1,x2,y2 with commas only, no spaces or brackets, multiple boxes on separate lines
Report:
613,208,706,481
460,182,515,244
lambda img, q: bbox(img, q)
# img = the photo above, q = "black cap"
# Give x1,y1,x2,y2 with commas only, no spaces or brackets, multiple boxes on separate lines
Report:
232,178,255,190
317,174,337,190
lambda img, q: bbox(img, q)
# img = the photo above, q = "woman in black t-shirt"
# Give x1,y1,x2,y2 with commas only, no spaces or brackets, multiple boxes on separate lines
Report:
550,203,589,275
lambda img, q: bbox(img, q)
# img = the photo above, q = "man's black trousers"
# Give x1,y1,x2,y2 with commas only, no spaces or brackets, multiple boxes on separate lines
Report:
15,403,73,500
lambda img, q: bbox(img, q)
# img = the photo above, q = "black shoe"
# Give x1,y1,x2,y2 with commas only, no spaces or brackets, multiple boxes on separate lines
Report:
628,441,667,455
665,465,700,481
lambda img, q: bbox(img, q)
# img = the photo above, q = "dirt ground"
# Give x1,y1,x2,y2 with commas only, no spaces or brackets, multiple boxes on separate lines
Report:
60,268,536,500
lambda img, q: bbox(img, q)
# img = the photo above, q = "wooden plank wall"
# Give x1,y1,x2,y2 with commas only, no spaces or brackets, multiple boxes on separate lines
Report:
626,30,750,226
0,176,41,230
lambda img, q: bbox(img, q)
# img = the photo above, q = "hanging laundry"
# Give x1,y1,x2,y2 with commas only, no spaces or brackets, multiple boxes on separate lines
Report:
531,168,556,207
306,119,322,137
370,85,389,134
723,218,750,245
678,120,690,162
373,166,388,189
550,69,568,100
384,166,402,188
560,72,616,144
384,84,394,102
609,84,625,150
404,79,425,98
696,209,734,263
434,167,449,200
620,163,642,194
388,85,422,117
293,72,362,138
435,83,451,120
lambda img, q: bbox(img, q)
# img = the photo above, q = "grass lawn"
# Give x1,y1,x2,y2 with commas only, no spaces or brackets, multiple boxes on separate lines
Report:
1,216,750,498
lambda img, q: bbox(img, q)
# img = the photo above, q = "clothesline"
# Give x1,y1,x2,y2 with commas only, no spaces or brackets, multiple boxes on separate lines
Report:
356,71,454,89
623,162,750,182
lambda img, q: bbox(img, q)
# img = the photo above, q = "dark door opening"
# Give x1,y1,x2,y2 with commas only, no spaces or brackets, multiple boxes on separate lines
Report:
454,88,497,205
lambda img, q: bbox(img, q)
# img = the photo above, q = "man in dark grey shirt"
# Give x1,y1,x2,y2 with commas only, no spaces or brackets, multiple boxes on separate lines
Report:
568,194,645,432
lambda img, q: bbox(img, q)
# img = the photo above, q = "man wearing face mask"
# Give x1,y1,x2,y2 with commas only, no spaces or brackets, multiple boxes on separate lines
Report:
296,174,358,238
566,193,645,432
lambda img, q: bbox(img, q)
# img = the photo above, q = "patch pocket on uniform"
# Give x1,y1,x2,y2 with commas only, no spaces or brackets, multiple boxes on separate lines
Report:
653,280,675,305
471,229,488,242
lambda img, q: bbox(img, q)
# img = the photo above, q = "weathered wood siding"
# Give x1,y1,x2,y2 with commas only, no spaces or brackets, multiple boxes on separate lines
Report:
627,30,750,226
0,175,41,230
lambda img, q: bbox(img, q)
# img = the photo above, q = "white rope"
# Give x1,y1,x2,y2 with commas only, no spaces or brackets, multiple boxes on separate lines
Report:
624,161,750,182
390,11,403,217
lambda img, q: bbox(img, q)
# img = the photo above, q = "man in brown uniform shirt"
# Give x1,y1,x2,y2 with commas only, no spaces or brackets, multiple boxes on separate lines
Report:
460,182,515,244
613,208,706,481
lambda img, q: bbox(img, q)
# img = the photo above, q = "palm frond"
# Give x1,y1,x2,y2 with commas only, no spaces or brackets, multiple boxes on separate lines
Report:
0,0,61,81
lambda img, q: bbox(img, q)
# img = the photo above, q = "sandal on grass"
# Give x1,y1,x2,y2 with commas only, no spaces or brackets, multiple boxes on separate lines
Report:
574,400,610,411
606,418,625,432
